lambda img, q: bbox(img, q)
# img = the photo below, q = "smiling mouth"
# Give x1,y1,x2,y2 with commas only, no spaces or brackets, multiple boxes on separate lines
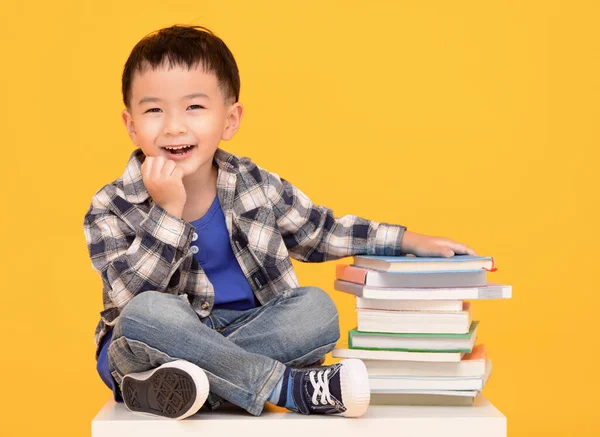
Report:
163,145,196,155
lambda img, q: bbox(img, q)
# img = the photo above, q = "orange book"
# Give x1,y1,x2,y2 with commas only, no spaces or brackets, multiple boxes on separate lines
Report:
463,344,487,361
336,264,368,284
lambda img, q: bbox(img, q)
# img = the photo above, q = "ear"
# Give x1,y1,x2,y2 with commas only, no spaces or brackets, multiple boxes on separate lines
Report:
222,102,244,141
121,109,139,146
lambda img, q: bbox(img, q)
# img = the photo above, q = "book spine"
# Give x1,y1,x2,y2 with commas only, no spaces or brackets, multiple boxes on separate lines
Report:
336,264,367,285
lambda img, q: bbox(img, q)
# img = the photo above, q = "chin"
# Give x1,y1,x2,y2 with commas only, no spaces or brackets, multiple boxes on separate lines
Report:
182,158,208,175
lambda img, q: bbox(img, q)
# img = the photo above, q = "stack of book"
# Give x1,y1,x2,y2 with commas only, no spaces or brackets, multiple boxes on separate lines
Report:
332,254,511,406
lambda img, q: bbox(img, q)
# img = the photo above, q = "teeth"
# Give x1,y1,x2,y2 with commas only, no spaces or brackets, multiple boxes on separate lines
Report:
165,145,193,150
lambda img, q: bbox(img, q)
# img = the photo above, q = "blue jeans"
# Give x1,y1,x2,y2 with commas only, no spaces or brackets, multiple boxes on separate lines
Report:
105,286,340,416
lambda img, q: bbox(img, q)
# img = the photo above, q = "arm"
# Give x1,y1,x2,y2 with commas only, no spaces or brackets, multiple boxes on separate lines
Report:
258,166,406,262
83,197,195,311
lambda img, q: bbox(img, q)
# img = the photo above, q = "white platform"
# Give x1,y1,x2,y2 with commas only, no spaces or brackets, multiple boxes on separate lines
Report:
92,395,506,436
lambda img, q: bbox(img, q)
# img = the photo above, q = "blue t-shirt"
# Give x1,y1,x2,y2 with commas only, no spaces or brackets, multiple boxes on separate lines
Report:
97,194,258,399
189,194,258,310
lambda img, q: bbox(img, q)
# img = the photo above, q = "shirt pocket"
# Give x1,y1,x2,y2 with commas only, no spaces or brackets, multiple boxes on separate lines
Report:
232,205,289,267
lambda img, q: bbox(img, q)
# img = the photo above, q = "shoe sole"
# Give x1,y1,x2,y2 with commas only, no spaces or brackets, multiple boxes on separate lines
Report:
122,360,209,420
339,359,371,418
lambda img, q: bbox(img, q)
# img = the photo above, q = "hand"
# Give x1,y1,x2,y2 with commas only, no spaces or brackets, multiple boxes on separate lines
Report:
400,231,477,257
141,156,187,218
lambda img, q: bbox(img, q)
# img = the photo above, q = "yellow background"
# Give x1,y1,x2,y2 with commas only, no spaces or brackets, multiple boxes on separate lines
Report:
1,1,598,435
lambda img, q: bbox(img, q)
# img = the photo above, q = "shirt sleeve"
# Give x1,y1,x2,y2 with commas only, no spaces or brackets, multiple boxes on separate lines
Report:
258,165,408,262
83,194,195,311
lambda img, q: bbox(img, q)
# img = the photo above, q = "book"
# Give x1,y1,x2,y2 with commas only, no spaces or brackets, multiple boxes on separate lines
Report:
362,344,488,377
332,347,464,362
369,359,492,391
370,391,479,406
356,297,464,312
357,302,472,334
334,280,512,300
336,264,487,288
348,321,478,352
353,254,496,273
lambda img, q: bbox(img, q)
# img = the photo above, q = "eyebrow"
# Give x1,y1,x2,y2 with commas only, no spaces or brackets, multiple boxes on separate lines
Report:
137,93,210,105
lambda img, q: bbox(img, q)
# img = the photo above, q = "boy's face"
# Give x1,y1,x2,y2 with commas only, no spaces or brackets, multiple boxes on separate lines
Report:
122,63,243,178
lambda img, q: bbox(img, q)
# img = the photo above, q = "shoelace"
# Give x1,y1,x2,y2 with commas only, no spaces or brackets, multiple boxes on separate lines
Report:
309,369,335,406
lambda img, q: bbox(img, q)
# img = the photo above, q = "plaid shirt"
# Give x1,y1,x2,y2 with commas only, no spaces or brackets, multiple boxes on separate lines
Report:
84,147,406,359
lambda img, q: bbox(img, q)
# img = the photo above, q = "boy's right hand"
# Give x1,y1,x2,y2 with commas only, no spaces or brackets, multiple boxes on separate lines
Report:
141,156,187,218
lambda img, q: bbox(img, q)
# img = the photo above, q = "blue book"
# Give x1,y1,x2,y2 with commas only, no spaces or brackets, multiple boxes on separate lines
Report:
352,254,495,273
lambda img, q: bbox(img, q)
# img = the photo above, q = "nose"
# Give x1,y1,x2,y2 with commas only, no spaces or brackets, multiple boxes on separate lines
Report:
163,113,187,136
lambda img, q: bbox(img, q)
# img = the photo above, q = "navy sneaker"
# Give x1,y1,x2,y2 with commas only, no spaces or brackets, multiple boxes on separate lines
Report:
290,359,370,417
121,360,209,420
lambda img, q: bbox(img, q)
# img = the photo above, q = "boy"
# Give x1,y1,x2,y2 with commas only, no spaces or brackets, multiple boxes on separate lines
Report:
84,24,476,420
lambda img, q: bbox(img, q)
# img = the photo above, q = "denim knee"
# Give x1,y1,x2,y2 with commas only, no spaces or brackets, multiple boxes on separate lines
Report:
113,290,187,341
293,286,340,345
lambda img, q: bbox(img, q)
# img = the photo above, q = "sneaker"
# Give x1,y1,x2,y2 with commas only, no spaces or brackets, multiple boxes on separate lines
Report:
299,355,326,368
121,360,209,420
290,359,370,417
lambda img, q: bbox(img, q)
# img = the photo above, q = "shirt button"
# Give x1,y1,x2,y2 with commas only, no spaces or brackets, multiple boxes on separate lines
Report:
201,301,210,310
191,245,199,254
192,232,198,241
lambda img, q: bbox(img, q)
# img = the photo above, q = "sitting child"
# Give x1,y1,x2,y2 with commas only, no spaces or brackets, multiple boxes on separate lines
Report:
84,24,476,420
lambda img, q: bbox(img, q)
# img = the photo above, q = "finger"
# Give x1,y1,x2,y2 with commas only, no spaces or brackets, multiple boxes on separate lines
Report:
442,248,454,257
450,242,476,256
141,156,153,180
151,156,165,180
162,159,177,177
171,165,185,179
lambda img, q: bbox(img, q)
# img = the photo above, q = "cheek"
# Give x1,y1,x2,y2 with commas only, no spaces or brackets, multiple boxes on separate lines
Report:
191,116,224,137
135,118,161,138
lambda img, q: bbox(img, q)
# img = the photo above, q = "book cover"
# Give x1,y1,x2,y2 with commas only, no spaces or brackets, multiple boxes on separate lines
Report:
348,321,479,352
353,254,496,273
336,264,487,288
332,347,464,362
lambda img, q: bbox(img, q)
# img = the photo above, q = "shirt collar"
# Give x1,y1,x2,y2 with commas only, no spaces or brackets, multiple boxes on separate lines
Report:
121,147,238,204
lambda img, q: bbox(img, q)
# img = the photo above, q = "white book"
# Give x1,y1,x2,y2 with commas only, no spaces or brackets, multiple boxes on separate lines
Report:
369,360,492,392
340,267,487,288
362,344,488,377
332,347,463,363
357,302,472,334
356,297,463,312
335,280,512,300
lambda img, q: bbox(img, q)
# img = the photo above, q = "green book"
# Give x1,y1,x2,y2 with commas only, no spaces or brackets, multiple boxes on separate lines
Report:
348,321,479,353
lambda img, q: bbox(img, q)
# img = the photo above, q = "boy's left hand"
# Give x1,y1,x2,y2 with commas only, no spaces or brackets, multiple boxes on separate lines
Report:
401,231,477,258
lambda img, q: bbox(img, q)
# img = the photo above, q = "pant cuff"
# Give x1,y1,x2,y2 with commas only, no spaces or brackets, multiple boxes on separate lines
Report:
247,360,287,416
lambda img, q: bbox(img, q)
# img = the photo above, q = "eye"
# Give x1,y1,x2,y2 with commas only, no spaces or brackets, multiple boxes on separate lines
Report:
145,108,161,113
189,105,205,110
